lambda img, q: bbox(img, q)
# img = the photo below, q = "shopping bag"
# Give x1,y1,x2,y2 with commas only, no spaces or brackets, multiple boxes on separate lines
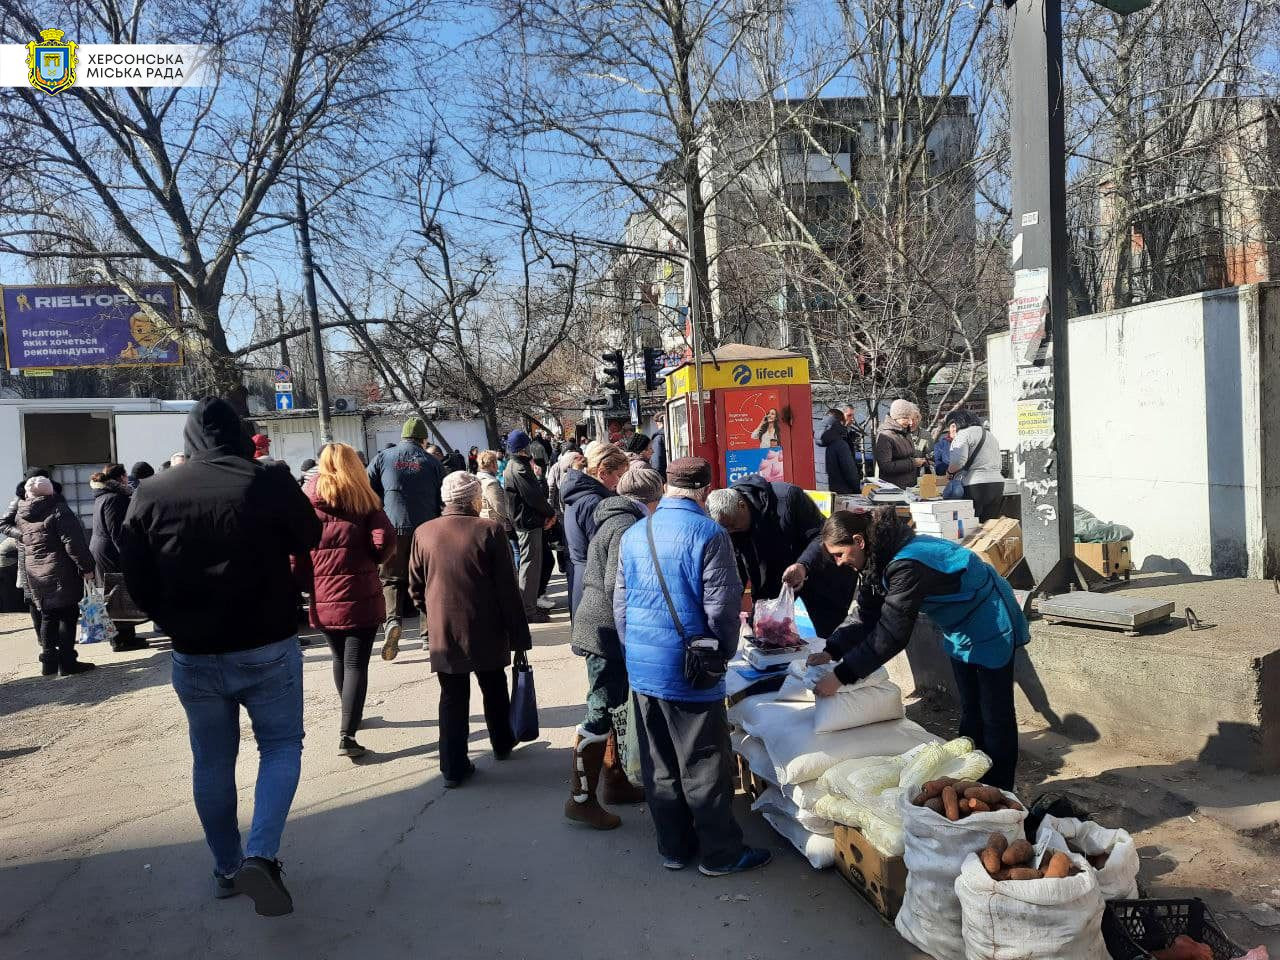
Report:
77,585,117,645
752,583,803,648
622,691,644,785
509,649,539,742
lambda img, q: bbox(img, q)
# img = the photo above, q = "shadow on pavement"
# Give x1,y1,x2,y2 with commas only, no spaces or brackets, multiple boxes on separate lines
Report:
0,651,172,718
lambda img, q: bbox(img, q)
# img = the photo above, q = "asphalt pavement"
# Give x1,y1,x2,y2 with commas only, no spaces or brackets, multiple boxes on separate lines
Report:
0,576,924,960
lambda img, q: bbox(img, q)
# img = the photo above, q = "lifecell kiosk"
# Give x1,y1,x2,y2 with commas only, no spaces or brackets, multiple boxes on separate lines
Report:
663,344,815,489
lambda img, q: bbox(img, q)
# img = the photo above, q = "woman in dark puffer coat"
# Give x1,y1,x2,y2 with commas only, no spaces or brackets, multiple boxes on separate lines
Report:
17,475,96,677
90,463,150,652
294,443,395,758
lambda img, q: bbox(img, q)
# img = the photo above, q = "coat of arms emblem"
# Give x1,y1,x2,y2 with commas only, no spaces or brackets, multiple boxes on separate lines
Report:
26,29,77,95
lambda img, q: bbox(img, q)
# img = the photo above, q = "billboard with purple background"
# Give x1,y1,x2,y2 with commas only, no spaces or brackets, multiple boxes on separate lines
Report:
1,283,182,370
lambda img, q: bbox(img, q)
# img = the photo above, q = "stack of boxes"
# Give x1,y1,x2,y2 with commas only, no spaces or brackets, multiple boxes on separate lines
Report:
909,500,976,542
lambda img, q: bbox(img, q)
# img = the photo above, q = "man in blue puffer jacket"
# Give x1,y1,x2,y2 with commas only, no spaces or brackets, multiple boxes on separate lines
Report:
614,456,771,878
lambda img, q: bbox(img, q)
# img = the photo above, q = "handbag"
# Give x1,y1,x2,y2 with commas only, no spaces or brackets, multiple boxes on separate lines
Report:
944,428,988,500
644,516,727,691
509,649,539,742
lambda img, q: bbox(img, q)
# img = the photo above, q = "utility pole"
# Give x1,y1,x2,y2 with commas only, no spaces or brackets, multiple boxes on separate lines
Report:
1005,0,1087,597
295,177,333,444
684,179,707,445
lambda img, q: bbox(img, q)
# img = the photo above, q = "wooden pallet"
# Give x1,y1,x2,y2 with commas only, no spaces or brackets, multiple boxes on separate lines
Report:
734,753,770,802
833,823,907,922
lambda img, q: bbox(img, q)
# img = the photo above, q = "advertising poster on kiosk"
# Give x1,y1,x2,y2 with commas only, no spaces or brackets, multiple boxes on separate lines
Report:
723,388,786,483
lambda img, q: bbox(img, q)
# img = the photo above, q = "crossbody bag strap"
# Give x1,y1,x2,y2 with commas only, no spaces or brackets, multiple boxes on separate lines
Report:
644,514,690,643
956,428,988,476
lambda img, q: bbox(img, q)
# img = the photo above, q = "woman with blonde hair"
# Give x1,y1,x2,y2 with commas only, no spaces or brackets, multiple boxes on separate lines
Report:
295,443,396,758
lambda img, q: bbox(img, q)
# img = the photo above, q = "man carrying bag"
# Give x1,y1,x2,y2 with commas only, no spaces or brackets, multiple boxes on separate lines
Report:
613,457,771,878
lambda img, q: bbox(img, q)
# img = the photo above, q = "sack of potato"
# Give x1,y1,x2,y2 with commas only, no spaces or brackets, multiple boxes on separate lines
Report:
954,833,1106,960
1035,815,1139,900
894,779,1028,960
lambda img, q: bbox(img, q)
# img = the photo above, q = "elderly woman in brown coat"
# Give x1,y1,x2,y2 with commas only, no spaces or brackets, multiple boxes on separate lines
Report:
409,470,532,788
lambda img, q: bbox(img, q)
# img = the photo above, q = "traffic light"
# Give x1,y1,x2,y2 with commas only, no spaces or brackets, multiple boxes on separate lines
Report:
643,347,666,392
601,350,625,395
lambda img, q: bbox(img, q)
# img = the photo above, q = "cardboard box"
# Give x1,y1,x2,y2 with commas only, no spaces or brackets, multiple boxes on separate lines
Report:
833,823,907,921
916,473,948,499
1074,540,1132,581
962,517,1024,577
911,499,975,519
913,519,966,541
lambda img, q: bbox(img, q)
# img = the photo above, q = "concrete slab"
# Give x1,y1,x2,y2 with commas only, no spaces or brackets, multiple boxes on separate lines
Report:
886,574,1280,772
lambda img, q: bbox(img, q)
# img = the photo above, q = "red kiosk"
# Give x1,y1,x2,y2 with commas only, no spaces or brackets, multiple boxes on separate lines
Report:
663,344,815,489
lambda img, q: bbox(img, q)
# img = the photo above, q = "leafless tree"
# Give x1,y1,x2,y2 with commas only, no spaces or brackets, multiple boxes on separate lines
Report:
0,0,427,410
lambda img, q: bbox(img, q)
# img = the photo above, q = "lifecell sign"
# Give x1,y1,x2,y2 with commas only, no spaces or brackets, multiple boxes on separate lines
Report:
1,282,182,370
666,355,809,399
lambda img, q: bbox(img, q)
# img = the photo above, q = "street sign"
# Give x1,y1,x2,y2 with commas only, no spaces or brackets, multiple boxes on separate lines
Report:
275,381,294,392
273,367,292,383
275,392,294,411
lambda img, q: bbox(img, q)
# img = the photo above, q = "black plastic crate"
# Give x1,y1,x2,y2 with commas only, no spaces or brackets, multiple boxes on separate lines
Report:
1103,898,1246,960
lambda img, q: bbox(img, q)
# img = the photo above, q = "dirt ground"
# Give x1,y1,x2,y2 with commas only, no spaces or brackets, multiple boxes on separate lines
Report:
0,578,926,960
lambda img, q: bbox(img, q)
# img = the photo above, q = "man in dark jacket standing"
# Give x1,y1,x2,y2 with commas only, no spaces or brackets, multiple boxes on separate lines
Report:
366,417,444,659
120,398,322,917
649,413,667,479
504,429,555,623
816,408,861,495
707,476,856,638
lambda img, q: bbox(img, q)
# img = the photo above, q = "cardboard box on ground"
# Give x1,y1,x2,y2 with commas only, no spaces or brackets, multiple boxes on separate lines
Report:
961,518,1024,578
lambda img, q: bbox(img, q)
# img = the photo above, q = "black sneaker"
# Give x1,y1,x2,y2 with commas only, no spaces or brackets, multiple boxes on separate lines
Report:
338,736,367,758
527,609,551,624
443,761,477,789
234,857,293,916
59,661,96,677
698,847,773,877
213,872,239,900
111,637,151,652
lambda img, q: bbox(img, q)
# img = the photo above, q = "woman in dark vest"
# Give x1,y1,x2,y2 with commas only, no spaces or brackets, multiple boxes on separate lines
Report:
807,507,1029,788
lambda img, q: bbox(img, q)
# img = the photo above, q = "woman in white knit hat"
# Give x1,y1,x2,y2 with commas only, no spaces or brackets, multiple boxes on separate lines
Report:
875,398,926,489
408,470,532,788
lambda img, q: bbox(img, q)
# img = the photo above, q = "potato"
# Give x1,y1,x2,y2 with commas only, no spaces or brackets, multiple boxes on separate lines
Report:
1004,867,1042,881
966,798,992,813
1001,839,1034,867
942,785,961,822
918,778,956,801
963,785,1004,807
952,779,980,796
1044,852,1072,879
987,833,1009,855
980,847,1004,876
924,797,945,815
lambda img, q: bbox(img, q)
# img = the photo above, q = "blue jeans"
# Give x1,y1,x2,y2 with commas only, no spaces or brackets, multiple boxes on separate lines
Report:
171,638,305,876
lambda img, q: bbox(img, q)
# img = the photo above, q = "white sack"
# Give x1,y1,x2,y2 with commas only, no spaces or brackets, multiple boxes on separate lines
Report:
954,849,1107,960
755,796,837,869
734,733,777,786
777,665,905,734
740,698,939,785
894,788,1028,960
727,689,784,727
752,785,834,835
899,737,988,795
1037,815,1140,900
814,789,907,857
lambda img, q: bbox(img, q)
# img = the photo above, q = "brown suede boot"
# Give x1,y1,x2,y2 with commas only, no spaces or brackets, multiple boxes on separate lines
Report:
564,728,621,830
601,730,645,805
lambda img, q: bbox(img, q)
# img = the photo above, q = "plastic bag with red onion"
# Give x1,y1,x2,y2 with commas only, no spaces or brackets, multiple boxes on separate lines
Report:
752,584,804,649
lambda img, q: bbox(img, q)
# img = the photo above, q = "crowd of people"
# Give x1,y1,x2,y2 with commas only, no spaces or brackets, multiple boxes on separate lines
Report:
2,396,1021,917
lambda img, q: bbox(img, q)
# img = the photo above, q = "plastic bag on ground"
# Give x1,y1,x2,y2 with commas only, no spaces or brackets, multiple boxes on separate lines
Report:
814,788,907,857
739,697,940,785
895,787,1028,960
1036,815,1140,900
752,785,833,836
777,665,905,734
954,848,1107,960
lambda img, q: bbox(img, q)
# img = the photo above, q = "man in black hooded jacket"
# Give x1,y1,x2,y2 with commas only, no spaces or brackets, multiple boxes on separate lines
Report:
707,475,856,638
120,398,321,917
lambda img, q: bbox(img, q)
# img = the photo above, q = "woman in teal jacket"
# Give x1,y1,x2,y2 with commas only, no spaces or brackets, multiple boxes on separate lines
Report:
807,507,1029,788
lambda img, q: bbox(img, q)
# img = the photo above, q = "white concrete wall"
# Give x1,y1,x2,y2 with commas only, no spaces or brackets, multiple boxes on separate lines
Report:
988,283,1278,577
